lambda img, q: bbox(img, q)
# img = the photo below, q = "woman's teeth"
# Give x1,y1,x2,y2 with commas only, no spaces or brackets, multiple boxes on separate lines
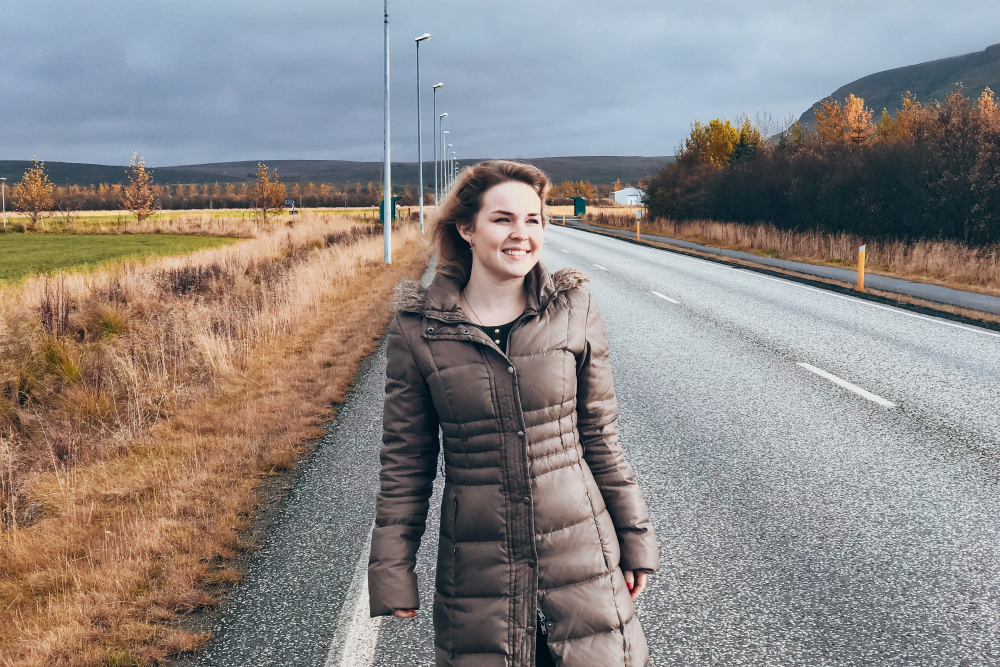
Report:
503,249,527,257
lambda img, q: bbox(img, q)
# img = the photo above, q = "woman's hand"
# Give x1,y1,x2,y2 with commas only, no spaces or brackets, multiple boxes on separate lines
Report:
393,609,417,619
623,571,647,601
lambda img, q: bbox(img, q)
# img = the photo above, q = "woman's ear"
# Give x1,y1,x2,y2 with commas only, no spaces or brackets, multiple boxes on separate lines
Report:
456,222,474,244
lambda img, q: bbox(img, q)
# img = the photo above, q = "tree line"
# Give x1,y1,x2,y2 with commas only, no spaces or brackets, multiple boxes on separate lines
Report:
645,88,1000,246
3,159,425,225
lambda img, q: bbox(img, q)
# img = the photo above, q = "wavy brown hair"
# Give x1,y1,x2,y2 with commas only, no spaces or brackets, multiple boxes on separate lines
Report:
432,160,550,285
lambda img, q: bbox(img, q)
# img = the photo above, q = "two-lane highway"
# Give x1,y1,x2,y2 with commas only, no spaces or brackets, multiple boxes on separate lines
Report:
188,223,1000,666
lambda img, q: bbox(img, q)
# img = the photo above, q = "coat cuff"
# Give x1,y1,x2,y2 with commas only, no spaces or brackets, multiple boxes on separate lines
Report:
367,525,421,616
617,530,660,573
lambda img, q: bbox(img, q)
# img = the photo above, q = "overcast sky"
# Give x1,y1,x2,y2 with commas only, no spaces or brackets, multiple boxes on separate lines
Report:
2,1,998,166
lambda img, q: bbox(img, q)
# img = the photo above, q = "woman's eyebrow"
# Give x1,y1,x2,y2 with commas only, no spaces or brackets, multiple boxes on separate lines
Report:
490,209,541,217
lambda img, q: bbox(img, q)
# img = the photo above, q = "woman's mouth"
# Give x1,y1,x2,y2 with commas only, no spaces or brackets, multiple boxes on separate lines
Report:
502,248,529,257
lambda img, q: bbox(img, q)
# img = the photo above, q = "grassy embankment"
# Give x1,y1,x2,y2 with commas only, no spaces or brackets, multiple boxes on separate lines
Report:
0,212,431,666
585,211,1000,297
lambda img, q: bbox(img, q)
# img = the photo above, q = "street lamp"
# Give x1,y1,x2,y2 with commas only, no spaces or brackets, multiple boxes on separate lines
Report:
447,145,454,192
382,0,392,263
0,178,6,229
415,33,431,233
432,83,443,210
439,119,448,200
441,130,450,195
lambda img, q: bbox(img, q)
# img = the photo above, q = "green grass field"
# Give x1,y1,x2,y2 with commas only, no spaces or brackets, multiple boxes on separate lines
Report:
0,234,240,284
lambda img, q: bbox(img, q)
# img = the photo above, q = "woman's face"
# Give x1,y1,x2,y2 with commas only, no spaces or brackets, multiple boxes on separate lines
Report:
459,181,545,283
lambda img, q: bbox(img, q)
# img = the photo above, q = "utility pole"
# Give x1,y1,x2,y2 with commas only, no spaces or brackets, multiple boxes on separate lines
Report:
415,33,430,233
383,0,392,263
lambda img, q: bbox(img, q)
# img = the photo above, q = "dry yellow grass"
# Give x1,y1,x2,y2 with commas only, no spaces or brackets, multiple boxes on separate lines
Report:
588,211,1000,296
0,213,430,665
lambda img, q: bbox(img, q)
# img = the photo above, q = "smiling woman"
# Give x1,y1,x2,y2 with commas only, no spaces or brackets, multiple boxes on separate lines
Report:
0,233,238,284
369,160,659,667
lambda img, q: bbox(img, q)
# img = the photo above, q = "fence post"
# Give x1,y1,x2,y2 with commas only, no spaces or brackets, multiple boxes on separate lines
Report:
858,245,866,291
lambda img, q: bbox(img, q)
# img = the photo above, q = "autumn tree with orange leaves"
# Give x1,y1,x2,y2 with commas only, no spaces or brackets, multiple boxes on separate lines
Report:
250,163,286,223
120,153,158,222
12,160,55,226
645,88,1000,245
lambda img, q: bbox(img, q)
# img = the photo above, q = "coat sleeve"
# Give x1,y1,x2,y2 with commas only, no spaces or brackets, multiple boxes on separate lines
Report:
575,293,660,573
368,315,440,616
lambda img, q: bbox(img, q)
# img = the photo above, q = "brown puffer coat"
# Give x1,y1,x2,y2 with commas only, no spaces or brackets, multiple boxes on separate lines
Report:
368,262,659,667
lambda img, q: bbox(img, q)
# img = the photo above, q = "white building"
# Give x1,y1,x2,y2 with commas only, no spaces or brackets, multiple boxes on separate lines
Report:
610,187,645,206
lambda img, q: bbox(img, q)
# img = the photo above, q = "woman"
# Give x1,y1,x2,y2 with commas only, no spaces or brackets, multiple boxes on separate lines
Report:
368,160,659,667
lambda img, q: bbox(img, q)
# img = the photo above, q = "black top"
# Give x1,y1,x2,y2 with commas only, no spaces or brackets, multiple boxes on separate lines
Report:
471,315,520,354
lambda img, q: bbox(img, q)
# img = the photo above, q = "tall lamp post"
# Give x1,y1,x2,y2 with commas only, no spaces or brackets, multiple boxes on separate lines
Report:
0,178,6,229
414,33,431,233
441,130,450,196
447,145,454,192
432,83,443,212
382,0,392,263
439,119,448,200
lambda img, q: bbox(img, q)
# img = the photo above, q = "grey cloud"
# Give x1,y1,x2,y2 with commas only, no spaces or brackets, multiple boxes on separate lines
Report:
1,0,998,166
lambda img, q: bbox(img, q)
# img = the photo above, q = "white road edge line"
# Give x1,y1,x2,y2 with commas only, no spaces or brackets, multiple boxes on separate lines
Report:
324,524,381,667
552,225,1000,339
746,271,1000,340
798,363,897,408
651,291,680,304
593,264,608,270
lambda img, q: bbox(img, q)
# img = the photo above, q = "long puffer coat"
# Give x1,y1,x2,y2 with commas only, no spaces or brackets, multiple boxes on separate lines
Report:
369,262,659,667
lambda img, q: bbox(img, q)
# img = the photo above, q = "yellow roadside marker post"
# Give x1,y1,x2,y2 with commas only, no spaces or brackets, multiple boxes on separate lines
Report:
562,214,566,225
858,245,866,291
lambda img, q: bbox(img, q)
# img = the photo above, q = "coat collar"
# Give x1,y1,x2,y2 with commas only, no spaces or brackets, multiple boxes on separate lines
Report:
392,263,590,322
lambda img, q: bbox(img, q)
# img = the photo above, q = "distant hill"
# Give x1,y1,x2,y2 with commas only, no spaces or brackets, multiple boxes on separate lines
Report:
0,156,673,188
798,42,1000,129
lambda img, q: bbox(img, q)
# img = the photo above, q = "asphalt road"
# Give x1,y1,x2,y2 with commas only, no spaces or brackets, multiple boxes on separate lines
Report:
190,224,1000,666
564,217,1000,316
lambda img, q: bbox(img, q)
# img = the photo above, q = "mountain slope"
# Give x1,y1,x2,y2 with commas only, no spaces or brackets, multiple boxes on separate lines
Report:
798,43,1000,128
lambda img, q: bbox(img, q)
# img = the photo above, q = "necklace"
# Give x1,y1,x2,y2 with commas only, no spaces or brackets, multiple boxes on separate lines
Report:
460,290,484,325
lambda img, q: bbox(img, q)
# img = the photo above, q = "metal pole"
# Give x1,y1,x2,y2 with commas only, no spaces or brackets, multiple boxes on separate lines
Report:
415,34,430,233
431,86,440,212
1,178,6,229
447,145,454,192
431,83,444,211
383,0,392,263
441,130,450,196
440,121,448,200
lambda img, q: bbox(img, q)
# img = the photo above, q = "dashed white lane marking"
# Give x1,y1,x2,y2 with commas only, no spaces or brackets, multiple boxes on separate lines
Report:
593,264,608,270
325,526,381,667
651,291,680,304
561,249,571,254
798,363,897,408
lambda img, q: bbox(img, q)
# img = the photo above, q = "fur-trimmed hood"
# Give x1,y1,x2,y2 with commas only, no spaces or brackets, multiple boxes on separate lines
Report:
392,265,590,315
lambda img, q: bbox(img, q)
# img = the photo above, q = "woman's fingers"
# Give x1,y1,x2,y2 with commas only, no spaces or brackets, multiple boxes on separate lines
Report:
392,609,417,618
631,572,647,600
623,571,647,600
